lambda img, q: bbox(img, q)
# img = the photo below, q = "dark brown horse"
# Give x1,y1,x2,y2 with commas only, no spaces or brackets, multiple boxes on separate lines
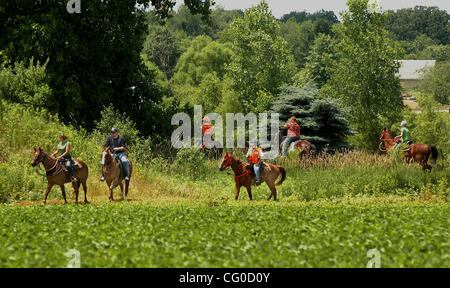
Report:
379,129,438,171
219,153,286,201
101,147,133,201
31,148,89,204
279,130,315,159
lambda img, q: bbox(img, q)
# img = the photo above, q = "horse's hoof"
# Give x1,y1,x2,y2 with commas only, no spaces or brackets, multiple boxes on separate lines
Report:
42,202,46,205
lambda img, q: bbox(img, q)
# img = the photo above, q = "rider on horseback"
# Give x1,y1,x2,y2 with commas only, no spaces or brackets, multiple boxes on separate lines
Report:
201,116,214,149
281,116,301,156
394,120,412,149
51,134,78,183
247,140,264,186
100,128,130,182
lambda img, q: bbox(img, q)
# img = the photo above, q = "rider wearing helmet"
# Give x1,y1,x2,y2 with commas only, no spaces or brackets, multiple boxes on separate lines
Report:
201,116,214,149
395,120,411,148
247,140,264,186
100,128,130,181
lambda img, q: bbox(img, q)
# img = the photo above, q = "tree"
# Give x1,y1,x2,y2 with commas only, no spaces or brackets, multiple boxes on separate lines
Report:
171,35,233,112
226,1,296,112
270,83,351,150
279,19,316,68
0,0,214,134
143,25,180,79
0,58,51,108
304,34,338,88
280,10,339,24
420,62,450,105
385,6,450,44
326,0,403,151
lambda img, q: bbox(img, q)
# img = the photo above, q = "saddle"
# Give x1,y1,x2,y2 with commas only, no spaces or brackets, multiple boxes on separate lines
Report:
245,162,271,184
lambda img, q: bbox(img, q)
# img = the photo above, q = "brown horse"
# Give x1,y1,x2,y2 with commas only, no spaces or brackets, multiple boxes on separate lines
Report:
31,148,89,204
379,128,400,153
101,147,133,201
279,131,315,159
379,129,438,171
219,153,286,201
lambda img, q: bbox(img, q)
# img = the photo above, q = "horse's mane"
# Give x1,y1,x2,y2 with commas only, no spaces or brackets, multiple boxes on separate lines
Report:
229,154,243,166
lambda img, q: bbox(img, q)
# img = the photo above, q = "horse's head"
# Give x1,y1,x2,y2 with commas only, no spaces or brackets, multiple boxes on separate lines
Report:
379,128,392,141
31,147,44,167
101,146,114,166
219,153,232,171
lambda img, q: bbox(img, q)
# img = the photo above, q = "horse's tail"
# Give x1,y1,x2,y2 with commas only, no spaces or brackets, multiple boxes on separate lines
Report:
276,166,286,186
430,145,438,168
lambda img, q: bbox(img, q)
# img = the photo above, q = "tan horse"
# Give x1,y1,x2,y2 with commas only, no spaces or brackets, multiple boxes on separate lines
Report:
101,147,132,201
219,153,286,201
31,148,89,204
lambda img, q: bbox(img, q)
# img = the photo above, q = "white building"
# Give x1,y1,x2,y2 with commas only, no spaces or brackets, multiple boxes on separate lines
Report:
397,60,435,90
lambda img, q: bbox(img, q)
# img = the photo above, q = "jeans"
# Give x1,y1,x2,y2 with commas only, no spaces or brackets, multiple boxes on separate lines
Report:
282,137,300,156
253,162,263,180
115,152,130,178
63,158,76,178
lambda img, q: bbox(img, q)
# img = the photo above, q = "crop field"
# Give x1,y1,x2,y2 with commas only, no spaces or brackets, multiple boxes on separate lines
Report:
0,202,449,268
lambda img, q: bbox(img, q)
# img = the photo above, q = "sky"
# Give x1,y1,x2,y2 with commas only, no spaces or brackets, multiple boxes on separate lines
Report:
184,0,450,18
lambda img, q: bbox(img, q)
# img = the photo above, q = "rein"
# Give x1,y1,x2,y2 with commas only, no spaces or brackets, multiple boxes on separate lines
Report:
224,156,250,184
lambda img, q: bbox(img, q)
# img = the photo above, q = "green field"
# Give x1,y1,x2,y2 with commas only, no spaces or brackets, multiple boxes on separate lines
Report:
0,203,448,268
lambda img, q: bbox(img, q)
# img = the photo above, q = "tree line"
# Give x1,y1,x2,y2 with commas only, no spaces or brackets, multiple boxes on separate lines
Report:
1,0,448,152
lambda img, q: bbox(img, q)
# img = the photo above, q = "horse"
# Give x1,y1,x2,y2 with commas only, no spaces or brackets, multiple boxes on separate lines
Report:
279,131,315,158
31,148,89,204
379,128,400,153
219,153,286,201
101,147,133,201
379,128,438,171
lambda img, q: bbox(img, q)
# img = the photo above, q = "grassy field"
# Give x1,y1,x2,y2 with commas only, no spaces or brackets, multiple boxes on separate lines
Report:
0,202,449,268
0,101,449,267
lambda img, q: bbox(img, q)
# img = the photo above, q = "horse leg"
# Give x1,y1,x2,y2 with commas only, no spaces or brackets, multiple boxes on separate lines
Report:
246,185,253,201
267,182,278,201
82,180,88,204
72,181,80,204
60,184,68,204
43,183,54,205
235,184,241,200
119,182,126,201
125,180,130,198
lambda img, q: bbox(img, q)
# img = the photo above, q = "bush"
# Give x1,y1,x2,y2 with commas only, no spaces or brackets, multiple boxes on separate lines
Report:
0,59,52,108
173,148,208,180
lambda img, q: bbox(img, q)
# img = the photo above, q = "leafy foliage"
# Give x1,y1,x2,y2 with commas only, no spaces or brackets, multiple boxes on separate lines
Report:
419,61,450,105
226,1,296,112
326,0,403,151
0,59,51,108
270,83,351,150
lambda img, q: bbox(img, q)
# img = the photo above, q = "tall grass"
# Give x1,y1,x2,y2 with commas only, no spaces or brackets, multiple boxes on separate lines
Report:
0,100,448,204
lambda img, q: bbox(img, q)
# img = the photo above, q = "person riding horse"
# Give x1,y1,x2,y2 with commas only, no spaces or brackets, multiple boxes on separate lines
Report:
281,116,301,157
247,140,264,186
394,120,412,149
51,134,78,182
100,128,131,182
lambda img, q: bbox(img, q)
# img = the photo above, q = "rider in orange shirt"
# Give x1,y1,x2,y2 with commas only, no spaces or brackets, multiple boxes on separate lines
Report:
247,140,264,185
201,116,214,149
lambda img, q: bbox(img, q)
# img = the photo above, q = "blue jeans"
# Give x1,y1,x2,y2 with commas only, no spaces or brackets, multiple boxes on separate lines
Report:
62,158,76,178
254,162,263,180
115,152,130,178
282,137,300,156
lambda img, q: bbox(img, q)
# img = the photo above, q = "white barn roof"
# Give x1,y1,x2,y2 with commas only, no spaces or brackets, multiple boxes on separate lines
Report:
397,60,435,80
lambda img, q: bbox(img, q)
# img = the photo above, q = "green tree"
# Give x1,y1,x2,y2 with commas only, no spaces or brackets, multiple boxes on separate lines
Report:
143,26,180,79
0,0,214,134
280,10,339,24
0,58,51,108
226,1,296,112
326,0,403,151
279,19,316,68
304,34,338,88
270,83,351,150
420,61,450,105
385,6,450,44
